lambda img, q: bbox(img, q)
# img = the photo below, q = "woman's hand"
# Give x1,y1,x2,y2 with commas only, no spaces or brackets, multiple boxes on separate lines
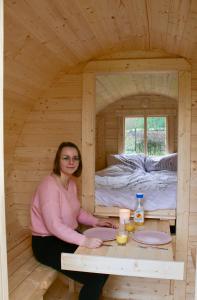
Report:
95,218,118,228
81,237,103,248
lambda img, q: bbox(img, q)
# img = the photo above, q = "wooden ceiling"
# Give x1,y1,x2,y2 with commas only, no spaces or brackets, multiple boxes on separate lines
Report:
4,0,197,111
96,72,178,112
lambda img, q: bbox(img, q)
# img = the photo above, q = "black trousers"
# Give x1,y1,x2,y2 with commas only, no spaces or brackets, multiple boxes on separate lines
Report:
32,236,109,300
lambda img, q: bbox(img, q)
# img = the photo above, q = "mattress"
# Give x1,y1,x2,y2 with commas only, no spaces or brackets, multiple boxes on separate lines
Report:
95,164,177,211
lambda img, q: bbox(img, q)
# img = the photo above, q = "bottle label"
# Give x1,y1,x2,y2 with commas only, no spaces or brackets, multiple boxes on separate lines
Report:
134,209,144,224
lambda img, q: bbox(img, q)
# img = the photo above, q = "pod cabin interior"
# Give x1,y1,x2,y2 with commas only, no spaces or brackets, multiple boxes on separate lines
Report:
1,1,197,299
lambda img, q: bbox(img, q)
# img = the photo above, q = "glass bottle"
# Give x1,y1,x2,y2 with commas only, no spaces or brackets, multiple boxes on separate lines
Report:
134,193,144,226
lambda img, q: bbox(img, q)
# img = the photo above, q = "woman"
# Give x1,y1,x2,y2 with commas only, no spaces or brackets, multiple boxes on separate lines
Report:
31,141,115,300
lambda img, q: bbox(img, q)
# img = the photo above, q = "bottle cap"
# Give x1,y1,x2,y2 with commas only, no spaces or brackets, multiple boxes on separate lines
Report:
136,193,144,198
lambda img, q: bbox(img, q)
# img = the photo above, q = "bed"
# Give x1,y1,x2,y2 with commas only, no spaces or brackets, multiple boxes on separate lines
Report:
95,153,177,221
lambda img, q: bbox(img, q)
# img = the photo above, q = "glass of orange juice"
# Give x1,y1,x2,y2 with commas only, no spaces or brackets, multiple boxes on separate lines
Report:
125,220,135,232
116,226,128,245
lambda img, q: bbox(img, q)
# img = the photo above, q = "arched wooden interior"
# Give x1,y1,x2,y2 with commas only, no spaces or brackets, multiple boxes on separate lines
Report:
3,0,197,299
82,58,191,299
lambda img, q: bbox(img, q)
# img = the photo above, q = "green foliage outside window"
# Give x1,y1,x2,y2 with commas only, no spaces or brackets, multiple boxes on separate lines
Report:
125,117,166,156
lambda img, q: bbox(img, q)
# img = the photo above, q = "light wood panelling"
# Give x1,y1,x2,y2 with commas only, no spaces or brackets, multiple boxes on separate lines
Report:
189,59,197,300
82,73,95,212
0,1,8,298
103,276,172,299
85,58,190,73
96,116,105,171
6,74,83,245
4,0,197,182
173,71,191,298
96,94,178,169
5,0,197,180
4,55,195,299
96,72,178,112
3,1,197,298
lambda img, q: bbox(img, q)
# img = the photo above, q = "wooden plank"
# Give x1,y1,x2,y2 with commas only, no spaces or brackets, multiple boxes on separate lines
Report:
61,253,184,281
165,0,191,55
94,205,176,221
5,61,47,90
98,49,176,60
5,1,77,65
9,256,39,293
33,98,82,111
191,248,197,300
96,116,105,170
27,111,81,122
84,58,191,73
103,275,171,299
7,236,31,262
22,121,82,135
174,71,191,299
0,0,8,298
191,248,196,267
146,1,169,51
117,116,124,153
9,264,57,300
168,116,176,153
8,246,33,276
74,0,115,51
6,227,30,252
25,0,98,60
4,73,41,98
116,108,177,116
82,73,95,212
44,277,72,300
62,220,183,282
16,133,81,147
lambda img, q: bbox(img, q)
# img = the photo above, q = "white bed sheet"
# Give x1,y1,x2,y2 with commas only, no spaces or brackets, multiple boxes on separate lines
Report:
95,164,177,211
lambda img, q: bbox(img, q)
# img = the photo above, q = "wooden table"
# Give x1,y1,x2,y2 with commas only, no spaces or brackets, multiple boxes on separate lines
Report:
61,219,184,280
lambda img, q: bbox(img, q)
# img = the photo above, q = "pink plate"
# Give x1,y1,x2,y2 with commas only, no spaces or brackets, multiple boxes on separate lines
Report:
132,230,172,245
83,227,117,241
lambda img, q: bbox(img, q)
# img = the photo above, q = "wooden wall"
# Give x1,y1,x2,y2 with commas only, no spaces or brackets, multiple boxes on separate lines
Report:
4,51,197,299
96,95,178,171
3,0,197,298
187,57,197,299
5,73,83,250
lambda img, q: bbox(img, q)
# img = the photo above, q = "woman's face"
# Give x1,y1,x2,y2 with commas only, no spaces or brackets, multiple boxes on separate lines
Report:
60,147,80,176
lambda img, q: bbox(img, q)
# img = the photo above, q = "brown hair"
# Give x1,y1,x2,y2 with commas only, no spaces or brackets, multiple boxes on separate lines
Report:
53,142,82,177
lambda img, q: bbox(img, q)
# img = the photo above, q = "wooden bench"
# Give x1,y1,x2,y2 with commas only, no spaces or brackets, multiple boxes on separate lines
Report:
8,236,58,300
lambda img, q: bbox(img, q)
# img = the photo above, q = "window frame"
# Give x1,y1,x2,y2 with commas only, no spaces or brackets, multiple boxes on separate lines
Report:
123,115,168,156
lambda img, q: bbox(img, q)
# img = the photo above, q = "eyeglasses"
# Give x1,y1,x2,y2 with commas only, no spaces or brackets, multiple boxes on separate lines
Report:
61,155,80,163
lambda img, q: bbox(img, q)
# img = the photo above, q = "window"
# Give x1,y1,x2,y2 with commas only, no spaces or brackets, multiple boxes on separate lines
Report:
124,116,167,156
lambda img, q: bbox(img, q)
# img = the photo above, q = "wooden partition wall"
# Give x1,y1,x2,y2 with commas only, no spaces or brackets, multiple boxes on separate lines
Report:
82,58,191,299
0,1,8,299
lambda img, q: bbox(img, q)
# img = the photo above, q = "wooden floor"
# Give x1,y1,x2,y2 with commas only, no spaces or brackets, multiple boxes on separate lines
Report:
44,277,117,300
44,278,67,300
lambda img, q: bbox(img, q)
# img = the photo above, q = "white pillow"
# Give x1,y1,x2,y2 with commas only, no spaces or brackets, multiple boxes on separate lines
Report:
107,153,145,170
145,153,177,172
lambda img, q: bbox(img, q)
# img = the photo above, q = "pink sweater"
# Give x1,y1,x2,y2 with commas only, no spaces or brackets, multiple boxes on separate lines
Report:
30,175,98,246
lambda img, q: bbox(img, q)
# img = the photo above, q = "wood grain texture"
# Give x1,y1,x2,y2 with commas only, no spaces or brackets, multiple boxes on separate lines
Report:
3,1,197,298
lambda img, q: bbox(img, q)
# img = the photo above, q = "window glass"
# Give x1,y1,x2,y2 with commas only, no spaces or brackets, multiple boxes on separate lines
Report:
147,117,166,156
125,117,144,154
